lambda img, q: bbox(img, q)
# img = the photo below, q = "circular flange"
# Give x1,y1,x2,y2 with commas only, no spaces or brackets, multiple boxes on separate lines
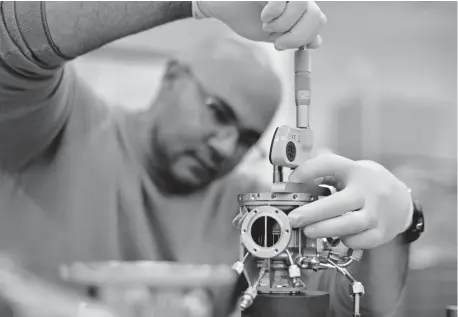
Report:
240,206,292,259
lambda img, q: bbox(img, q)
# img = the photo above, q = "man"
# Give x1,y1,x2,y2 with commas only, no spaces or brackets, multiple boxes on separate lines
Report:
0,1,422,317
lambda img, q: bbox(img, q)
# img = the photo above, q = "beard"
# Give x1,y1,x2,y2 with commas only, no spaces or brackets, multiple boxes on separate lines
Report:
150,162,207,195
147,126,211,195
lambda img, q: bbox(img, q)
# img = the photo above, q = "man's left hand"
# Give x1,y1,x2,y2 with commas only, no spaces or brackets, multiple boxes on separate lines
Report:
193,1,327,50
288,154,414,249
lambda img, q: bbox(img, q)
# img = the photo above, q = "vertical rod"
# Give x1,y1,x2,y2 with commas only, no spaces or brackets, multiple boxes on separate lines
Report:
299,228,302,259
353,294,361,317
273,166,283,183
264,216,267,248
295,47,311,129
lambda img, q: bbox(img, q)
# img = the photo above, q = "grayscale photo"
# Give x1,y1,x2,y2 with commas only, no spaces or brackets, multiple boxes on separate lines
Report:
0,1,456,317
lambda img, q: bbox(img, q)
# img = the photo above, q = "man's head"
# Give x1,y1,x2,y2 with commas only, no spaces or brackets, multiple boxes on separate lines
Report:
147,37,282,193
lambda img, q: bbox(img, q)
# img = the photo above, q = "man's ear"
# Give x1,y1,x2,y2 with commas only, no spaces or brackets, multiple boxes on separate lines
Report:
162,59,188,83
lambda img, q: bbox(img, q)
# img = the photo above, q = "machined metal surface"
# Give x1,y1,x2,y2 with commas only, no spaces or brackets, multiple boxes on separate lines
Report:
238,192,316,207
240,206,292,259
234,187,365,314
242,291,330,317
234,44,366,316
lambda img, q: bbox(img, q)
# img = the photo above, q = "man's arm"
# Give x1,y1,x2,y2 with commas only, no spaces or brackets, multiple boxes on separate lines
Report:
45,2,191,59
0,1,191,170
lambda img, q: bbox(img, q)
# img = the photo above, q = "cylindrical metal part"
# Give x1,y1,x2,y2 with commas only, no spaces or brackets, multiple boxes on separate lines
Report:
295,48,311,129
296,105,310,129
353,294,361,316
273,166,283,183
446,305,458,317
242,291,330,317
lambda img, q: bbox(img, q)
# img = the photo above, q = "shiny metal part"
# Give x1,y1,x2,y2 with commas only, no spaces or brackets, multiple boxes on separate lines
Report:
235,46,365,315
234,189,365,312
240,205,292,259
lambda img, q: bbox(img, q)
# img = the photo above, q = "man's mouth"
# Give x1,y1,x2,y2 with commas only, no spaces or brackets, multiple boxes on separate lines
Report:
189,154,219,177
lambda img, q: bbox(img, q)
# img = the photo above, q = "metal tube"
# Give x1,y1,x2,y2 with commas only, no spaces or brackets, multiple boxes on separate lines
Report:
273,166,283,183
353,294,361,317
337,259,355,268
295,47,311,129
446,306,458,317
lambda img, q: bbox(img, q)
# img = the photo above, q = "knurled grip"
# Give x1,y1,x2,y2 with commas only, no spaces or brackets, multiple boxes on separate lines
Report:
294,48,311,106
295,48,311,128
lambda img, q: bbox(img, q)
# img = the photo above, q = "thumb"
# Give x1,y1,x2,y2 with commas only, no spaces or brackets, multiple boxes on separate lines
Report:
261,1,287,23
316,176,343,191
306,35,323,49
289,154,356,183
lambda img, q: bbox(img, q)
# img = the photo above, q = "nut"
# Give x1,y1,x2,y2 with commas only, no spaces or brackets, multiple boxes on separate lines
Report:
231,262,244,275
349,249,363,261
350,282,365,296
288,265,301,278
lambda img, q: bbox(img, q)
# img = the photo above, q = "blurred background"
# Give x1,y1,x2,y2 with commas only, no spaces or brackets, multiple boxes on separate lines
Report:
72,2,457,317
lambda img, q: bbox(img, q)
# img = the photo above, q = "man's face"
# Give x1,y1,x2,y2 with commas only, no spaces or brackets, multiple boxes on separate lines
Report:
150,64,276,192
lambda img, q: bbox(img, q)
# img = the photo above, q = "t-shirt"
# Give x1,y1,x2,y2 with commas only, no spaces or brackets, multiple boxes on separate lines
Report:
0,3,351,316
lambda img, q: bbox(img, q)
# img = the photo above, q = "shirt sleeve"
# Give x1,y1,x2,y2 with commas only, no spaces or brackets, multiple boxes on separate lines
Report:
0,1,74,170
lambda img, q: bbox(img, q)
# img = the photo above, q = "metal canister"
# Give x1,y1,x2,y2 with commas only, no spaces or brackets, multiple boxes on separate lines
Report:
446,305,458,317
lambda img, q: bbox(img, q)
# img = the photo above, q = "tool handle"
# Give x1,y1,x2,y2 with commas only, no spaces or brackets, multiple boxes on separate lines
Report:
294,47,312,128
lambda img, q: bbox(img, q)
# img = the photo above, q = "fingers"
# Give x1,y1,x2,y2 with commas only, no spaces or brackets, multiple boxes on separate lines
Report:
306,35,322,49
316,176,343,190
274,1,327,50
302,209,377,238
341,229,385,250
262,1,308,33
289,154,356,184
261,1,288,23
289,188,364,228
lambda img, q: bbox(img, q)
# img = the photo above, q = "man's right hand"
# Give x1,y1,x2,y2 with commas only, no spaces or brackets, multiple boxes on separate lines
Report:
193,1,327,50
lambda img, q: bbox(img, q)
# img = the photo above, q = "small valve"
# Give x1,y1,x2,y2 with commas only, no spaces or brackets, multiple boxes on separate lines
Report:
232,253,249,276
288,264,301,279
232,262,244,275
349,249,363,262
239,266,267,311
350,281,365,317
239,286,257,311
350,281,365,297
327,259,365,317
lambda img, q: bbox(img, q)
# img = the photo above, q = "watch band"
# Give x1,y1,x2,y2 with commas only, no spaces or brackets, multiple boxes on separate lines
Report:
402,199,425,244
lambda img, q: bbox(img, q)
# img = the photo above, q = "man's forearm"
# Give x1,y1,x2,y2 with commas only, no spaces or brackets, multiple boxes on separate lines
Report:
46,1,191,58
11,1,191,66
334,236,409,316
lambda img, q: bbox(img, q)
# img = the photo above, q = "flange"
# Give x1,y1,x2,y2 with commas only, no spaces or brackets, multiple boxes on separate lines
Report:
240,206,292,259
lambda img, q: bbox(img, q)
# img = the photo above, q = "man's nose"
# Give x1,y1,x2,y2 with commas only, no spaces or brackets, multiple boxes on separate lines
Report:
208,126,239,159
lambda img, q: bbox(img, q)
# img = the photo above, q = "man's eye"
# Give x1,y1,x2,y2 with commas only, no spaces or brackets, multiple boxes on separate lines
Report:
239,135,259,147
209,104,230,124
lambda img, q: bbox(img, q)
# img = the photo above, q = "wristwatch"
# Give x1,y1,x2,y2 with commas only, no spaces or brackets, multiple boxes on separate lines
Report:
402,199,425,244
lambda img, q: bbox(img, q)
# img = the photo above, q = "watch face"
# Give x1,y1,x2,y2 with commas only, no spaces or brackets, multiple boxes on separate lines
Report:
415,211,425,232
405,201,425,244
414,200,425,230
